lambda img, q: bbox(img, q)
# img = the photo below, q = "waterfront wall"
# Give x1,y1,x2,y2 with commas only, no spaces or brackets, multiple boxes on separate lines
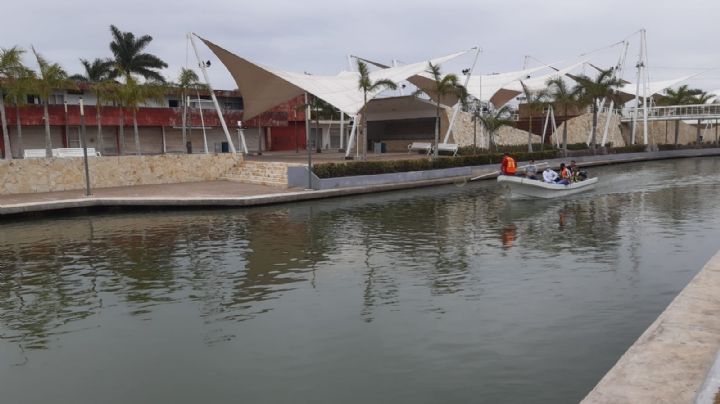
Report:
0,154,242,194
582,250,720,403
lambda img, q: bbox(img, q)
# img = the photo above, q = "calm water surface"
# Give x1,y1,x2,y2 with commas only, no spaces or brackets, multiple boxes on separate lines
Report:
2,157,720,404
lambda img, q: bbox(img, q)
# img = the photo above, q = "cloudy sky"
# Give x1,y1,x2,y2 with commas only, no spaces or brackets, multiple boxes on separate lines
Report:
3,0,720,93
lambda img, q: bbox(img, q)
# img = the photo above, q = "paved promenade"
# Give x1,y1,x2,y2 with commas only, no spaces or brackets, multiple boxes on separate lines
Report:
1,147,719,217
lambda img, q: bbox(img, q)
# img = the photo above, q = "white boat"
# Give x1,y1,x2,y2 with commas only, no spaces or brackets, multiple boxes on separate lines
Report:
497,175,598,199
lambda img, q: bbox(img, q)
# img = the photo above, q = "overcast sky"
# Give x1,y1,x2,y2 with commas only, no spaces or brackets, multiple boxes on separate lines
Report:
3,0,720,93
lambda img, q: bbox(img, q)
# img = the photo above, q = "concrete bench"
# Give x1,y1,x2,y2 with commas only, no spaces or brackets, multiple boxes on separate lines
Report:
23,149,50,158
54,148,101,157
408,142,433,155
436,143,459,156
22,148,101,159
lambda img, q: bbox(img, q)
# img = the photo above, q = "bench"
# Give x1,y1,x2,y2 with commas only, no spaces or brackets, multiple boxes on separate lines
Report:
23,149,49,158
436,143,459,156
54,148,101,157
22,148,101,159
408,142,433,155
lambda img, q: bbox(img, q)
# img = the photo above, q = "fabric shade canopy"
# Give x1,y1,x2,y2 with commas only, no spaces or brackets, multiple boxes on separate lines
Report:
490,60,588,107
198,35,468,120
616,75,694,103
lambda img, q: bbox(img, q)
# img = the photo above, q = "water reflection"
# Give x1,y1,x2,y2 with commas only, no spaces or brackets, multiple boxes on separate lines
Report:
1,157,720,403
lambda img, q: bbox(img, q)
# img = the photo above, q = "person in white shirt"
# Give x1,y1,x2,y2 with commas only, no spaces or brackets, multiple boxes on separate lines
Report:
543,168,558,183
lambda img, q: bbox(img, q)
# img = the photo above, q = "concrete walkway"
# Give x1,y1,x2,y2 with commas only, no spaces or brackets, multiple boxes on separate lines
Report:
1,147,719,217
582,251,720,403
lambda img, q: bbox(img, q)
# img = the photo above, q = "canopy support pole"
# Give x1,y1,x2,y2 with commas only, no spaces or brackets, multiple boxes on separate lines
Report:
345,116,358,159
190,33,236,154
443,47,481,144
601,100,615,147
340,112,345,150
541,106,551,147
588,99,605,144
641,29,649,145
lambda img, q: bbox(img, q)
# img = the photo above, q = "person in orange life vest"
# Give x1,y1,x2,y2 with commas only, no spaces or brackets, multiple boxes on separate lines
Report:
500,153,517,175
557,163,571,185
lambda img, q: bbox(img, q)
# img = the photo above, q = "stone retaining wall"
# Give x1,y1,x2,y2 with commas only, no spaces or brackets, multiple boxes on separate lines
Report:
222,161,291,187
0,154,242,194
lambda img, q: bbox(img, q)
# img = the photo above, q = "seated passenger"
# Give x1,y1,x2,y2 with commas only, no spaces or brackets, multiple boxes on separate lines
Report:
500,153,517,176
525,159,538,180
557,163,571,185
543,168,558,183
569,160,587,182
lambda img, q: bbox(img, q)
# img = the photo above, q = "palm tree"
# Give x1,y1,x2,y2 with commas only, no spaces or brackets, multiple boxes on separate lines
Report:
4,66,36,157
109,25,168,82
658,85,711,146
478,105,515,152
520,82,548,153
31,47,76,158
176,68,200,152
423,62,468,157
0,46,28,159
117,75,165,155
72,58,114,154
572,68,623,150
357,60,397,160
546,77,580,156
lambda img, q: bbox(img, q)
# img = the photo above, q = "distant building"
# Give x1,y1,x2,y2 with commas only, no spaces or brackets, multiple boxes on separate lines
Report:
0,84,308,157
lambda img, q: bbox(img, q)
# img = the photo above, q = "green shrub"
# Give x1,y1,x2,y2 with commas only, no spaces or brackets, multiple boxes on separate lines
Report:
312,150,559,178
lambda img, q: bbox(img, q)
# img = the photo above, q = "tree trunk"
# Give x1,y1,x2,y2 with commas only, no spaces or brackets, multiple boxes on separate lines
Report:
0,94,11,160
44,101,52,158
362,93,368,161
133,109,141,156
590,102,598,151
696,119,702,144
15,103,23,157
118,106,125,155
315,104,321,153
434,102,440,158
182,91,188,153
96,104,104,155
674,120,680,147
527,112,533,153
562,105,568,157
473,118,477,153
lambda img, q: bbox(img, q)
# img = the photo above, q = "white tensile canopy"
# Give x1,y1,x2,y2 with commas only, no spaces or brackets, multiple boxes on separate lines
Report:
617,75,695,103
406,60,586,108
199,36,469,120
491,60,588,106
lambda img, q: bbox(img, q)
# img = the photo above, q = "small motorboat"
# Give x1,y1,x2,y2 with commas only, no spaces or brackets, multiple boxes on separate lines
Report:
497,175,598,199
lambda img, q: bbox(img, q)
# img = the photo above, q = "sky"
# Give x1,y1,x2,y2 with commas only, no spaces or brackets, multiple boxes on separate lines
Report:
3,0,720,94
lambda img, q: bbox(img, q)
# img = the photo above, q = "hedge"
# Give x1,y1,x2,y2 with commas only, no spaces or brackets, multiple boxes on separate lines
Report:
312,150,559,178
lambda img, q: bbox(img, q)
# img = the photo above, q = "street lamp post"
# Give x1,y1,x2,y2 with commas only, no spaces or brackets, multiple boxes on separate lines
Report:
80,98,92,196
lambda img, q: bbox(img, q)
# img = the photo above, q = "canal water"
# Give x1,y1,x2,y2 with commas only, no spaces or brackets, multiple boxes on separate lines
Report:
1,157,720,404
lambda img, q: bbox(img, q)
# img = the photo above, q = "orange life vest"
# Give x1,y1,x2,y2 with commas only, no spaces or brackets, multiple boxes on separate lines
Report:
503,157,517,175
560,167,570,179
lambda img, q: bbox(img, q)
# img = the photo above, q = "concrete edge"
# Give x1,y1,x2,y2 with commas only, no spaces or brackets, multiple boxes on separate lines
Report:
581,250,720,404
0,176,471,217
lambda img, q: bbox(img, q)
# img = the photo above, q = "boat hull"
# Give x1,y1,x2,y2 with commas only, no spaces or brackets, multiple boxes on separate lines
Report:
497,175,598,200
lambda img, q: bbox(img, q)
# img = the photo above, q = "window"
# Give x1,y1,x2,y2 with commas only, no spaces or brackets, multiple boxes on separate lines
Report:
66,127,81,148
329,128,340,148
168,99,179,108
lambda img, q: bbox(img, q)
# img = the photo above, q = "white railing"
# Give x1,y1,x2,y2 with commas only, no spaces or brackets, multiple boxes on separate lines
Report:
619,104,720,122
